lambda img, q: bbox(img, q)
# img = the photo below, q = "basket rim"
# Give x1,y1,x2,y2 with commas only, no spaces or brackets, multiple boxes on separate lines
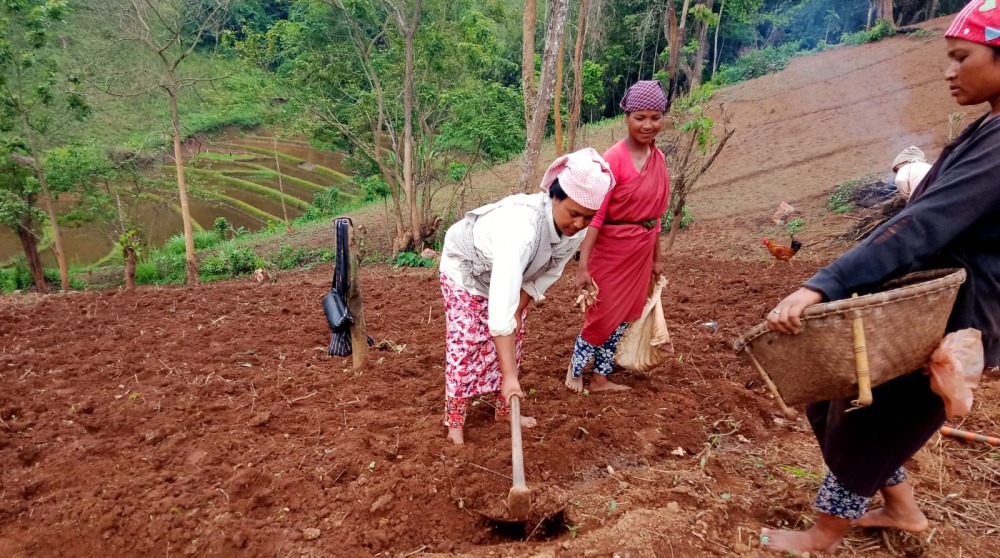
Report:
732,267,967,352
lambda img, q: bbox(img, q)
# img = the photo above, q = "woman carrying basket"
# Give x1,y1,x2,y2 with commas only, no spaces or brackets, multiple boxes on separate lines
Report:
564,80,671,393
762,2,1000,554
439,149,614,445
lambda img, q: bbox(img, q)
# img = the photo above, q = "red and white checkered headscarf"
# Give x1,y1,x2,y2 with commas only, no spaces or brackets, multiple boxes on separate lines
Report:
538,148,615,210
946,0,1000,46
620,80,668,113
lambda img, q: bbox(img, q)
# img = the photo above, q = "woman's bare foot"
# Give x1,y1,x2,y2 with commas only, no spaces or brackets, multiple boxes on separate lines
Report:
591,374,630,392
855,481,928,531
761,514,849,557
497,415,538,428
447,427,464,445
760,527,841,557
855,507,928,532
565,365,584,392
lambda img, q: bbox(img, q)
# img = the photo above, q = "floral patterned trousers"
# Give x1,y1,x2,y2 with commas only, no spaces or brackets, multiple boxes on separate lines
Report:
815,468,908,519
440,273,524,429
569,322,629,378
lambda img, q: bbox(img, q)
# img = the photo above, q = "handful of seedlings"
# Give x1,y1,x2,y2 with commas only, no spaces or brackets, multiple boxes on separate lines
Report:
575,279,599,312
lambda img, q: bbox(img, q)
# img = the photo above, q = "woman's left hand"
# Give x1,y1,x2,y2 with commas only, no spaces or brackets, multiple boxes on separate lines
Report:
767,287,823,335
652,260,664,279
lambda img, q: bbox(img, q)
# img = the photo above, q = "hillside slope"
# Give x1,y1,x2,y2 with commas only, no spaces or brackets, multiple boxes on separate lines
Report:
696,16,974,224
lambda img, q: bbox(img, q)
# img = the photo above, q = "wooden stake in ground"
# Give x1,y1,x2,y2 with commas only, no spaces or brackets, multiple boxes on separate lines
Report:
345,219,368,370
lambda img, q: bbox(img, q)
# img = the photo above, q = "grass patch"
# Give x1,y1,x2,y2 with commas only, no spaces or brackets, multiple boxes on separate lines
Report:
187,168,312,211
195,152,257,162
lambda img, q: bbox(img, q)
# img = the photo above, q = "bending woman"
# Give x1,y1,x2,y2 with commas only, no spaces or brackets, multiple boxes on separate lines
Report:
439,149,614,444
565,80,671,393
762,3,1000,554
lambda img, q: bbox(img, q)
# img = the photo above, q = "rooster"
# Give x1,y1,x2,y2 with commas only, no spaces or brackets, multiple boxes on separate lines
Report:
762,237,803,267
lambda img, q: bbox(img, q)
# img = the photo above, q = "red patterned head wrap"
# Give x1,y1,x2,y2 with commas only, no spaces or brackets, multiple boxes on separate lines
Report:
620,80,668,113
538,148,615,211
945,0,1000,46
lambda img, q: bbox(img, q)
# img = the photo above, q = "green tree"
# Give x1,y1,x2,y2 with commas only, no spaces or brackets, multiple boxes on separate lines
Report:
93,0,234,286
244,0,522,252
45,144,157,289
0,151,47,291
0,0,90,291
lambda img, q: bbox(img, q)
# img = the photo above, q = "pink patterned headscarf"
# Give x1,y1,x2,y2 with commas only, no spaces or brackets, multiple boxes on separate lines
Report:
620,80,668,113
538,148,615,210
945,0,1000,46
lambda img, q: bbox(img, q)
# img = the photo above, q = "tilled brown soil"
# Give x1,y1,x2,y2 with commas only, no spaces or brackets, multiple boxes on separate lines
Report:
1,254,996,558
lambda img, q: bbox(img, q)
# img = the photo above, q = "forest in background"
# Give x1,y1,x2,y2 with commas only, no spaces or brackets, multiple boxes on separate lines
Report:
0,0,963,293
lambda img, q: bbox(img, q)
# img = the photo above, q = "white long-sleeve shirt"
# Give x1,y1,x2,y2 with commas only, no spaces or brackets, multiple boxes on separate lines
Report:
440,195,585,337
895,161,932,200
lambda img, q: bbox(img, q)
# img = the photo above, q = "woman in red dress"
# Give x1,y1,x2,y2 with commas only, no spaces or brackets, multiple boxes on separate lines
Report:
565,80,671,392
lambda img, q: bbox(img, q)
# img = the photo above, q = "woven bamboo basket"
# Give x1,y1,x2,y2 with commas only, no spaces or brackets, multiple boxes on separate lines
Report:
732,268,966,416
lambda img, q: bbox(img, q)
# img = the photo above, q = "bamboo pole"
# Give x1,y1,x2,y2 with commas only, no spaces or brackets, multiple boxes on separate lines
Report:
851,293,873,408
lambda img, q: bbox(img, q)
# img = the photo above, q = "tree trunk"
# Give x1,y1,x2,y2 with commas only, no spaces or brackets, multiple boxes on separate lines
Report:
928,0,938,19
19,115,68,292
522,0,538,131
518,0,571,193
124,246,137,290
879,0,895,28
867,0,876,30
712,0,725,79
691,0,714,90
567,0,588,152
15,215,46,293
399,0,424,250
554,27,566,157
666,0,691,103
169,86,200,286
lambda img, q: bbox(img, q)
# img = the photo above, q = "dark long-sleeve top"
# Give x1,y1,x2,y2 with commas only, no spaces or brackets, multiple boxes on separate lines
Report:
806,113,1000,366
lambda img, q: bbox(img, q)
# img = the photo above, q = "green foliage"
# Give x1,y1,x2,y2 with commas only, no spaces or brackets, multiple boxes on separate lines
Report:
0,0,90,141
224,245,264,276
164,230,223,255
663,206,694,231
438,81,525,162
786,218,805,236
302,187,343,221
714,42,801,86
0,257,35,293
356,175,390,202
118,229,141,257
269,244,334,270
827,179,862,214
214,216,232,239
841,19,896,45
677,105,717,155
447,162,468,183
133,261,162,285
43,267,85,290
393,251,434,269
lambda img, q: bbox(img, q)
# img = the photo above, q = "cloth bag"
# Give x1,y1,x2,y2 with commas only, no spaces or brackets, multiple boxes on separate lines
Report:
614,276,672,372
927,328,984,419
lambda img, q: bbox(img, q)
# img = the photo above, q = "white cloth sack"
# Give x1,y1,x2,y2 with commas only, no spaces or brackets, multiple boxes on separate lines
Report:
614,276,672,372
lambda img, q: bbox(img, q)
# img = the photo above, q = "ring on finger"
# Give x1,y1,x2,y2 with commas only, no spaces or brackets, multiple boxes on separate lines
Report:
770,309,781,315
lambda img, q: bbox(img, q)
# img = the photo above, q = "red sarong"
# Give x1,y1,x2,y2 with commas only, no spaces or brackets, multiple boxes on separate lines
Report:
581,142,670,345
